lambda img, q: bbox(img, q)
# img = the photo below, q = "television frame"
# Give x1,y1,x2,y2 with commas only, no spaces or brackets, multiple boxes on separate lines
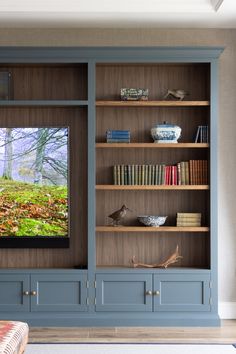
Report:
0,126,70,249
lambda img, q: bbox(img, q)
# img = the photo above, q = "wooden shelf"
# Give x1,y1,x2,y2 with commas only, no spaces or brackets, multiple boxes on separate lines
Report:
0,100,88,107
96,100,210,107
96,143,209,149
96,226,210,233
96,266,210,271
96,185,209,190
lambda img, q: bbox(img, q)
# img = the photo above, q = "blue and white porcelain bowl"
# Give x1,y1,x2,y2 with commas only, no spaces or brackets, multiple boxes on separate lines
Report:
151,122,181,143
137,215,167,227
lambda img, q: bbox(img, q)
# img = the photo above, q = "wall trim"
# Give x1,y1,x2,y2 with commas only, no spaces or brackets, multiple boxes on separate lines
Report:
219,302,236,319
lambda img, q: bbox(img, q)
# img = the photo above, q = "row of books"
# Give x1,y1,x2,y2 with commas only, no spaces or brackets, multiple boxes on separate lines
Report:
176,213,201,227
113,160,208,185
106,130,130,143
179,160,208,185
194,125,209,143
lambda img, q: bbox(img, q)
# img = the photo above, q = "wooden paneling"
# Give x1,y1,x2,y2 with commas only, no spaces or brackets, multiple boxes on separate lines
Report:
96,107,209,144
0,107,88,269
96,148,208,185
96,189,210,268
95,63,210,269
0,64,88,100
96,64,210,101
96,190,209,227
96,233,210,268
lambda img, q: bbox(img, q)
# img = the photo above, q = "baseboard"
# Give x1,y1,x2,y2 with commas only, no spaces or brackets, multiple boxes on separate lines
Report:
219,302,236,319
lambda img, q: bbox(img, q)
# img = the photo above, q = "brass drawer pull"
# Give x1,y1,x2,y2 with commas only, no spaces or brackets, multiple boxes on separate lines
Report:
23,291,29,296
154,290,160,296
145,290,152,296
31,291,37,296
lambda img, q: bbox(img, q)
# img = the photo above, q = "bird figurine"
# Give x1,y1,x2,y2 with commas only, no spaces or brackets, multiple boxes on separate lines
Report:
163,89,188,101
108,204,132,226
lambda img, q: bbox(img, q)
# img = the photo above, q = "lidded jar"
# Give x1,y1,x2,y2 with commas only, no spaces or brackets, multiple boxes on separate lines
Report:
151,121,181,143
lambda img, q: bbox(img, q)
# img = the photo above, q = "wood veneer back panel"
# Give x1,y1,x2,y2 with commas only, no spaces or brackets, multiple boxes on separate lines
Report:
0,107,87,268
96,189,210,268
96,190,209,226
96,64,210,101
96,107,209,144
96,63,210,269
96,233,210,268
0,64,88,100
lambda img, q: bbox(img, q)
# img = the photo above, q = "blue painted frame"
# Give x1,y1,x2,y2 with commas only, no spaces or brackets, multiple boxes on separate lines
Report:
154,274,211,312
0,274,30,312
96,273,153,312
30,274,87,312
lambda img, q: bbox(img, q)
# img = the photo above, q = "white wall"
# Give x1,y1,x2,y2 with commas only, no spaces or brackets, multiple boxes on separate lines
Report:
0,27,235,318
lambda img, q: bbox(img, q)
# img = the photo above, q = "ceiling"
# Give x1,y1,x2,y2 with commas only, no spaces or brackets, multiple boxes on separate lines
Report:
0,0,235,28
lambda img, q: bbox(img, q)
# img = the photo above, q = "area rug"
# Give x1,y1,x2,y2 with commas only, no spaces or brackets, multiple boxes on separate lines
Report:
25,343,236,354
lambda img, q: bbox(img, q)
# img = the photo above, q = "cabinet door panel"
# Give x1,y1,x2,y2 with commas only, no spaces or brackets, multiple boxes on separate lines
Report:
30,274,87,312
154,274,210,312
0,274,30,312
96,274,152,312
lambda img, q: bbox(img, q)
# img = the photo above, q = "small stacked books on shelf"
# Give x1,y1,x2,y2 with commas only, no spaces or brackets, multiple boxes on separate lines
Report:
195,125,209,143
176,213,201,227
106,130,130,143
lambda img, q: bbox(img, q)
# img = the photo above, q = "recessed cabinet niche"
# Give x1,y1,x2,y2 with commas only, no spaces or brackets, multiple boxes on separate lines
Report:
95,63,210,269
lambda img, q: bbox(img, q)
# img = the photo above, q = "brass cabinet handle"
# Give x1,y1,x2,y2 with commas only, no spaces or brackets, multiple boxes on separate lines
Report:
23,291,29,296
146,290,152,296
154,290,160,296
31,291,37,296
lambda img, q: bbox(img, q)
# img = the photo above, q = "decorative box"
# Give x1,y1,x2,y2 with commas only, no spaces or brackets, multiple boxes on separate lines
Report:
120,88,148,101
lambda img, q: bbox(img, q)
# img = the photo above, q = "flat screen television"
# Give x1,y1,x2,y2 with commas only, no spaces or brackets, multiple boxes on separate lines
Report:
0,127,69,248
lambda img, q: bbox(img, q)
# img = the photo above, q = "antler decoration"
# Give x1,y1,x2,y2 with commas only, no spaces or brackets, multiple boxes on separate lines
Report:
130,245,183,269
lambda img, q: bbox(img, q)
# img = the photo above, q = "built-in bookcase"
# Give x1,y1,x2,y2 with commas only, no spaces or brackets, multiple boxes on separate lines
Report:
0,48,222,327
96,63,210,269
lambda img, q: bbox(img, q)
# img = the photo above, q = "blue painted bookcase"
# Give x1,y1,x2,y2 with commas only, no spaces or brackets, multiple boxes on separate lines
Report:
0,46,223,326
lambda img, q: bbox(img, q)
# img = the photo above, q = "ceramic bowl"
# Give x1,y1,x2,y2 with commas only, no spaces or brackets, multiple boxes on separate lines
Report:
137,215,167,227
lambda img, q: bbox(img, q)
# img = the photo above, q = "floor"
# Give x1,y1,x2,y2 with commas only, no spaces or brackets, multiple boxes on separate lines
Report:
29,320,236,344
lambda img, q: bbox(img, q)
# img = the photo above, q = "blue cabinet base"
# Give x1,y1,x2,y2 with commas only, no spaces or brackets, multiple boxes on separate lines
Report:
0,270,220,327
1,312,220,327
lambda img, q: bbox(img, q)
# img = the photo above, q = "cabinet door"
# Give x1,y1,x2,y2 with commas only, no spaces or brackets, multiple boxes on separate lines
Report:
30,274,87,312
0,274,30,312
96,274,152,312
153,274,211,312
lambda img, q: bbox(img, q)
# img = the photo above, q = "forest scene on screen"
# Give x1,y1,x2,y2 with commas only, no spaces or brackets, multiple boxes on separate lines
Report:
0,127,68,237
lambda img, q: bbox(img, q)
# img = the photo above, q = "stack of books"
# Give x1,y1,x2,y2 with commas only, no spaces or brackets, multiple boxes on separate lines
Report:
195,126,209,143
106,130,130,143
176,213,201,227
